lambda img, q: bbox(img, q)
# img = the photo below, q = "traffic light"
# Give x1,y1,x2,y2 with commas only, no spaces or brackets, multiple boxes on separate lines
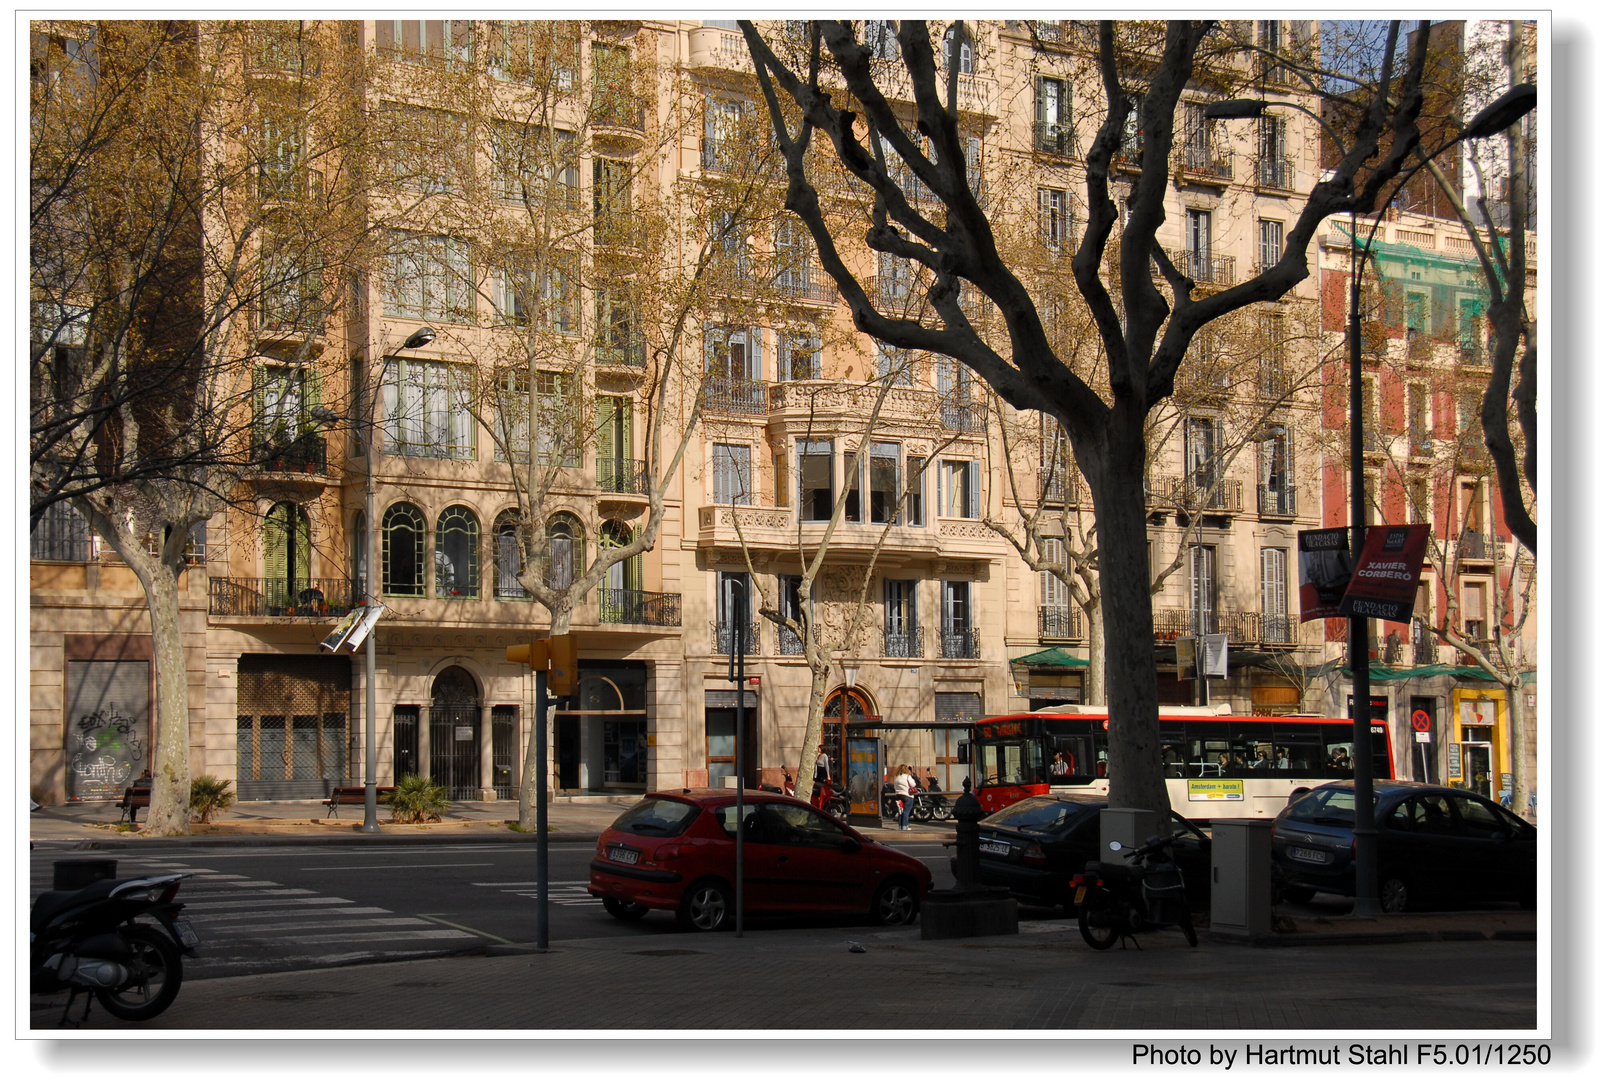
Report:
504,634,577,697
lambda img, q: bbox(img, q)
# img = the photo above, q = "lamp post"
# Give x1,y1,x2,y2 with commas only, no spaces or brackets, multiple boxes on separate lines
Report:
1208,81,1535,914
356,325,436,832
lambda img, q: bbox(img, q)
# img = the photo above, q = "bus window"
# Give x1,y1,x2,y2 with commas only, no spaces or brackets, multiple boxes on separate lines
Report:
976,738,1045,786
1050,735,1094,780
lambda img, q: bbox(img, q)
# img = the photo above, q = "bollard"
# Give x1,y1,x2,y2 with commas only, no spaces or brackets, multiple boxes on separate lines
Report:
951,787,985,891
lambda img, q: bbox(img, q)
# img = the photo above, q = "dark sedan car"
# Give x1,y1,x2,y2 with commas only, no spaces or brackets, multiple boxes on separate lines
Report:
1273,780,1536,912
951,794,1212,914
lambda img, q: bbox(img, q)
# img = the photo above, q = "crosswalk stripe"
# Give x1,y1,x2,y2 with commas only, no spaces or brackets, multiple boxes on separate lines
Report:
183,896,354,910
198,918,439,933
277,930,477,945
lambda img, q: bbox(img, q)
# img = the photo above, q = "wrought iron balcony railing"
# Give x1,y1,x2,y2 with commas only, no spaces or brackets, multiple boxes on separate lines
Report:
1176,146,1234,180
1033,120,1078,156
1459,530,1503,562
597,456,649,496
940,627,981,659
883,625,924,659
777,625,804,656
1411,618,1438,665
254,433,328,474
1256,157,1295,190
772,267,836,303
700,375,768,416
713,621,761,656
1173,475,1244,513
941,400,987,433
211,577,358,618
1257,483,1298,517
1170,250,1237,285
1038,605,1085,640
598,588,681,627
589,92,645,132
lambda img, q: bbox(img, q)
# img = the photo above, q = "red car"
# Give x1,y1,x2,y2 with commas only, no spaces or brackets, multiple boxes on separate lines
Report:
587,789,932,931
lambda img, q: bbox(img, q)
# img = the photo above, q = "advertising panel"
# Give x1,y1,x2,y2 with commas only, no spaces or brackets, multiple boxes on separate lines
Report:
846,737,883,820
1297,527,1353,622
1337,524,1431,622
1186,779,1244,802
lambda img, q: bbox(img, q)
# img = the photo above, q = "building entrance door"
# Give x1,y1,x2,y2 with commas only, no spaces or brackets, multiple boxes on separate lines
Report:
822,687,871,787
428,666,481,800
1458,742,1493,802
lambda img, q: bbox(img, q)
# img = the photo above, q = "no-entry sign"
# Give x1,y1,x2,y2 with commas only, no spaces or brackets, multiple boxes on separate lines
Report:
1411,709,1432,732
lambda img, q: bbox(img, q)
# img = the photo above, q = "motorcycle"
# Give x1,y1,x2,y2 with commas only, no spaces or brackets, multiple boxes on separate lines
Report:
814,780,850,821
1070,835,1198,950
31,872,199,1025
918,778,952,822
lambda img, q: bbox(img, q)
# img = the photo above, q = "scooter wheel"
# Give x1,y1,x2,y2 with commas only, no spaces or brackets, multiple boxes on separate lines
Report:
1078,905,1121,950
913,800,934,823
94,925,183,1022
1179,910,1199,947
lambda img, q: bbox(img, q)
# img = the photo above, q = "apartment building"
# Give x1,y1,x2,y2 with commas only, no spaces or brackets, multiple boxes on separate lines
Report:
32,18,1333,806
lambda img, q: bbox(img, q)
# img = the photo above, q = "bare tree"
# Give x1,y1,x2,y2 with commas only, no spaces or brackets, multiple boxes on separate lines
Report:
739,19,1434,815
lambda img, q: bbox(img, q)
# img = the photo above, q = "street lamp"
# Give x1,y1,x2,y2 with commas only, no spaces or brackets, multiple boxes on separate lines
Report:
1207,82,1534,914
354,325,435,832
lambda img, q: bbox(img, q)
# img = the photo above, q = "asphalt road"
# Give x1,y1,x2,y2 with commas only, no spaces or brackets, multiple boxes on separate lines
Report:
30,839,960,981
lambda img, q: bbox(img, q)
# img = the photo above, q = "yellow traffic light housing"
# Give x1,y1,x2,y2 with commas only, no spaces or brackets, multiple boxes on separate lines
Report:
548,633,578,697
505,639,551,669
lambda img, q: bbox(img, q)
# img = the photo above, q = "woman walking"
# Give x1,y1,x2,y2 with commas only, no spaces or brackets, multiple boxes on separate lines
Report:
893,764,918,831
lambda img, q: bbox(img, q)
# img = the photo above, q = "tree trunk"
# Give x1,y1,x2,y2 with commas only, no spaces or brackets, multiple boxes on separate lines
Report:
1505,678,1532,821
794,659,831,798
1084,442,1170,818
1084,595,1106,706
134,562,191,836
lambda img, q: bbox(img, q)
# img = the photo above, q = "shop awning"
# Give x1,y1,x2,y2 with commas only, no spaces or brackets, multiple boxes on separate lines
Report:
1366,663,1537,685
1010,647,1089,668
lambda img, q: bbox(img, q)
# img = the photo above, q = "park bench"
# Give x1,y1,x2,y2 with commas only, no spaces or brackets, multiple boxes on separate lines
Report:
117,786,151,824
324,785,396,818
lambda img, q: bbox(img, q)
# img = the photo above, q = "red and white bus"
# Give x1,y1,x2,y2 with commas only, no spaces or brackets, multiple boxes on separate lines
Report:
965,704,1393,820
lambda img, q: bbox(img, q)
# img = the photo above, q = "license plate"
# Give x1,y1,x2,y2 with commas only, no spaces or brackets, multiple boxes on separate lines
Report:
979,840,1011,857
171,919,199,948
607,847,640,866
1072,884,1087,904
1290,847,1328,864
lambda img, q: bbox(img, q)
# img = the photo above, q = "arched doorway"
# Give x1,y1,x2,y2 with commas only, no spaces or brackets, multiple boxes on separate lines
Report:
821,687,873,787
429,666,481,799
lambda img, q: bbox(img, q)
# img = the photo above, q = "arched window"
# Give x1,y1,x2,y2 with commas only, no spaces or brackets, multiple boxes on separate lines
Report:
264,501,311,609
547,511,584,590
435,505,479,598
942,25,974,75
381,502,425,596
493,509,529,600
599,519,641,593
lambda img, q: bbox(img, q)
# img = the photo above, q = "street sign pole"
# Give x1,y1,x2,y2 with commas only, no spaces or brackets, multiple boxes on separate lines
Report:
536,668,550,951
727,581,745,938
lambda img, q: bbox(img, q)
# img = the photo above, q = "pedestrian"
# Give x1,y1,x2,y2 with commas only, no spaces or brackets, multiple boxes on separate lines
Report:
892,764,918,831
812,744,832,809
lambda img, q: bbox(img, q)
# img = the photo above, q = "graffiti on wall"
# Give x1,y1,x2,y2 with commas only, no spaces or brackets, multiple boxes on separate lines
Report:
68,706,146,800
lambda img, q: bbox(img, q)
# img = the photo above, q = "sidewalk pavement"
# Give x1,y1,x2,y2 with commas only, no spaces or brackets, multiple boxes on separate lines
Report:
27,918,1537,1032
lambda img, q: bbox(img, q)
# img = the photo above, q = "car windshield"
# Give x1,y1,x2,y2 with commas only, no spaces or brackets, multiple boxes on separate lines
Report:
610,797,701,837
1283,786,1378,826
983,797,1091,835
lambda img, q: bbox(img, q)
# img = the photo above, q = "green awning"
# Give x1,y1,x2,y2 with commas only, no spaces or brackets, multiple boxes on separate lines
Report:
1367,662,1536,685
1011,647,1089,668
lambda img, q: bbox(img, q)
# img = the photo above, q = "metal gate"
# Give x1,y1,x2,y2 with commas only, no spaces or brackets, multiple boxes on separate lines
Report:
492,705,516,798
235,655,351,800
429,705,481,799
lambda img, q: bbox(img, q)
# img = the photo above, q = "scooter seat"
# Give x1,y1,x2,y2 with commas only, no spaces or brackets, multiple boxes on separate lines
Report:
30,879,121,933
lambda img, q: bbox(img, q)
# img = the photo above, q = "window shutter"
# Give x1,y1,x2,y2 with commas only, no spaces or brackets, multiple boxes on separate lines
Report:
293,508,311,592
597,398,614,465
967,460,980,518
265,504,288,588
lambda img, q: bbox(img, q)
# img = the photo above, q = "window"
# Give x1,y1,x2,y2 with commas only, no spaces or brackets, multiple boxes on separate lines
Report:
773,220,820,298
1458,298,1489,363
964,133,984,197
1407,384,1431,452
937,357,980,431
1040,537,1074,638
254,364,316,453
706,325,762,379
1185,209,1213,278
595,286,644,367
491,123,578,206
716,571,753,654
1361,378,1379,442
258,231,324,335
485,21,579,87
1258,219,1283,272
843,450,862,522
941,459,980,518
1259,423,1295,515
1257,116,1289,188
777,331,821,380
258,112,305,198
1181,103,1214,168
703,96,746,171
779,574,806,654
382,502,426,596
798,438,834,521
1189,544,1218,633
380,105,470,194
942,25,974,74
877,250,916,308
884,580,919,657
596,396,635,491
875,341,914,385
383,232,472,321
383,358,475,460
593,157,634,245
499,252,578,332
590,43,639,128
547,513,582,591
712,208,748,275
32,502,92,562
435,506,479,598
1186,416,1221,489
1462,582,1489,643
376,20,472,65
264,502,311,605
496,370,578,466
1257,313,1286,397
869,442,901,524
865,19,900,60
906,456,925,526
1408,477,1430,526
1035,77,1072,153
1261,547,1291,642
1039,188,1070,249
941,580,976,657
713,443,752,506
600,520,642,595
494,510,530,599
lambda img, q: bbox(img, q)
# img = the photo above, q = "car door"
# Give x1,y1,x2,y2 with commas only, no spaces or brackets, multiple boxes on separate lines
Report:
763,802,870,912
1401,793,1467,901
713,801,788,912
1447,791,1532,900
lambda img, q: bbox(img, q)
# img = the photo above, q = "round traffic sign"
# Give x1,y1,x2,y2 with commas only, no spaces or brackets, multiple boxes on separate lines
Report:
1410,709,1432,733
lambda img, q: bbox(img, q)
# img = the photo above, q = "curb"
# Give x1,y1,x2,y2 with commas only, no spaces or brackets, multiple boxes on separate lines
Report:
30,830,604,850
1213,927,1533,948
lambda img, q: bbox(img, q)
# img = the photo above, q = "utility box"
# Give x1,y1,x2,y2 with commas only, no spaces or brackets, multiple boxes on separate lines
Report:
1209,818,1272,941
1099,808,1171,866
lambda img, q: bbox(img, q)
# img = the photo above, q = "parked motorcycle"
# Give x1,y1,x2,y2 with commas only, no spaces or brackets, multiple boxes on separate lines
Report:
918,779,952,822
31,872,198,1025
1070,835,1198,950
814,780,850,821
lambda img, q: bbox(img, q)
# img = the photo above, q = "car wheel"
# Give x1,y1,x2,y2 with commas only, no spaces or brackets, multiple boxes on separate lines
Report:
677,880,732,932
1378,876,1411,914
870,877,920,926
1282,886,1317,905
602,898,650,922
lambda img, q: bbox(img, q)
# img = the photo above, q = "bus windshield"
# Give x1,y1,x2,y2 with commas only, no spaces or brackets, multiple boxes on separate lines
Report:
974,737,1046,787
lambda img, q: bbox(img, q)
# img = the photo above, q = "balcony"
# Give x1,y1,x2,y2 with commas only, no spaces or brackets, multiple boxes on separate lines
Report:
1175,146,1234,185
778,625,804,656
1169,475,1244,514
596,335,647,369
883,625,924,659
940,627,981,660
772,267,837,304
1037,465,1086,506
1226,611,1299,646
254,433,328,476
1256,483,1298,518
687,25,750,71
1411,618,1438,665
1153,607,1231,642
1033,121,1078,157
598,587,681,627
1169,250,1237,286
941,399,987,433
1459,530,1503,563
588,91,646,136
211,577,358,619
1039,605,1085,641
712,621,760,656
1256,157,1295,191
700,375,768,417
597,456,649,497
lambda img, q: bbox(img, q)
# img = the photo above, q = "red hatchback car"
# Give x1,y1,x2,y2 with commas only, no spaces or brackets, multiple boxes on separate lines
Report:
588,789,933,931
